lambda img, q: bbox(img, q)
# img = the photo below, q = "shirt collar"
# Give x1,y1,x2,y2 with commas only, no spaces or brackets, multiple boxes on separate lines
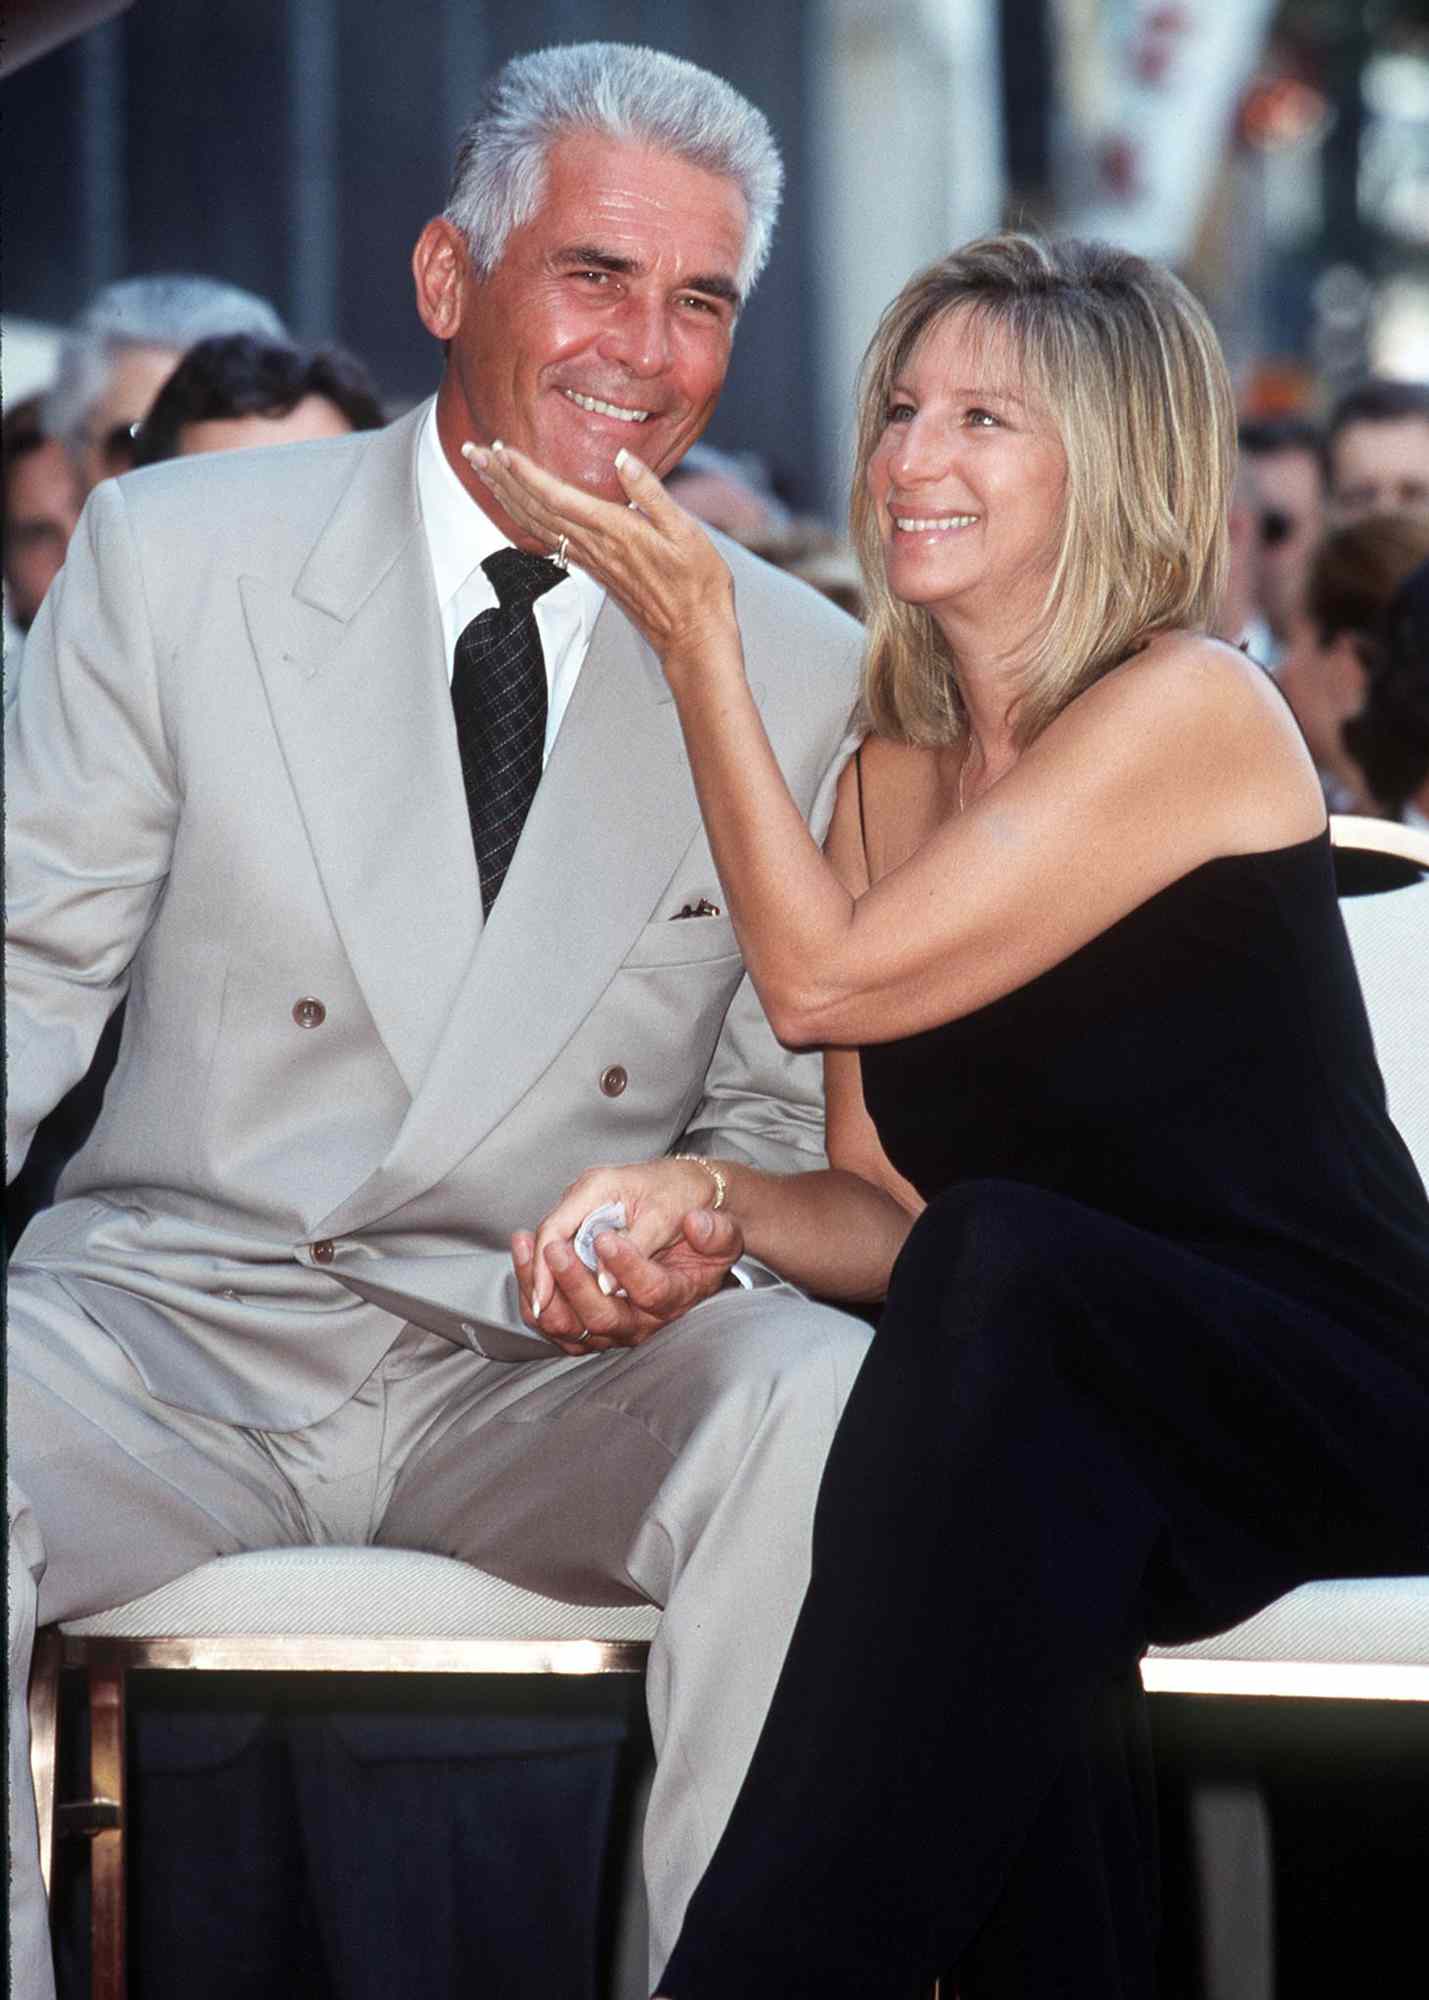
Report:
416,400,606,631
417,401,506,612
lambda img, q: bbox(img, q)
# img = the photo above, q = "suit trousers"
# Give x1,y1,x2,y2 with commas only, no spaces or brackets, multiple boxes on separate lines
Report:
7,1266,871,2000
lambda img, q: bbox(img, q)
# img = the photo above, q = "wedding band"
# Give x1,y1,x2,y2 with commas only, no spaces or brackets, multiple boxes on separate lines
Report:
574,1327,594,1344
552,534,569,571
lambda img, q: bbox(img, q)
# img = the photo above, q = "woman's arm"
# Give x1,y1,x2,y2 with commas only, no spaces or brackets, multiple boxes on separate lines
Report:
473,443,1326,1049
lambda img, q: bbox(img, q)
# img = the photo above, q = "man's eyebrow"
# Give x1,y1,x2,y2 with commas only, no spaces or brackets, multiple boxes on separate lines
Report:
681,271,742,309
553,245,741,309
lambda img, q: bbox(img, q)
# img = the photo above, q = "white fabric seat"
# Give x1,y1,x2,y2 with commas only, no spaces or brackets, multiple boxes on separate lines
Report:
58,1544,662,1644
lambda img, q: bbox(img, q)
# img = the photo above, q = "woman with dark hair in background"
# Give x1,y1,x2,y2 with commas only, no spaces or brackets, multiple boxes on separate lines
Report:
1345,555,1429,828
1278,511,1429,811
476,233,1429,1999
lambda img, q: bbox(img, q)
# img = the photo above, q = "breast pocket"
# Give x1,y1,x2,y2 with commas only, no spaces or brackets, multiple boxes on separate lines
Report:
621,914,741,969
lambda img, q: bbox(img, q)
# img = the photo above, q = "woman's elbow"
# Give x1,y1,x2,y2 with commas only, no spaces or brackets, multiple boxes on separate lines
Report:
761,979,845,1050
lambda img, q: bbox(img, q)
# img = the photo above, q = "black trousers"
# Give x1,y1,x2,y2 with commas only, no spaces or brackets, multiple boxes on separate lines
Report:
659,1181,1429,1998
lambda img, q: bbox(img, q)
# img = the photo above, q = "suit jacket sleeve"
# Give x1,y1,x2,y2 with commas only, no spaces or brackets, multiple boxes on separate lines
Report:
5,481,178,1178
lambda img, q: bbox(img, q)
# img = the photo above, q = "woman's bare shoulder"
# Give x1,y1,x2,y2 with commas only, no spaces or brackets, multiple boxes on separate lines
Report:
1069,629,1325,848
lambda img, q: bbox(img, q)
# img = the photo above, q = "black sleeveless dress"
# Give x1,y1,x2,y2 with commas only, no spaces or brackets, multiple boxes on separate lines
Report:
661,832,1429,1999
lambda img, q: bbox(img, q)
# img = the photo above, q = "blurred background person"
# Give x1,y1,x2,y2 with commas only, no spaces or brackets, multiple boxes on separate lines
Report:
45,272,285,499
665,440,791,545
1344,555,1429,828
665,441,866,617
1278,511,1429,811
1215,454,1274,661
1325,378,1429,524
3,395,82,679
132,333,385,466
1238,417,1325,662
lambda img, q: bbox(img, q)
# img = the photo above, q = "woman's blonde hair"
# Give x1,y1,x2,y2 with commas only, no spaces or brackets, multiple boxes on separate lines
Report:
851,233,1236,746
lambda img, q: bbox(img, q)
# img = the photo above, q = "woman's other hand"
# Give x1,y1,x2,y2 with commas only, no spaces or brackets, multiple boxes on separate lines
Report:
463,439,737,666
511,1157,743,1355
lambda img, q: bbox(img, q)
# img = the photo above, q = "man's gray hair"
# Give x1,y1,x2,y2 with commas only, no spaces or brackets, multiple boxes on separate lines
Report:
444,43,783,302
45,275,286,445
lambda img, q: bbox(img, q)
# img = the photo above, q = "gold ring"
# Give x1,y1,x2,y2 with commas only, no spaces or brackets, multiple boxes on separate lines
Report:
552,534,570,571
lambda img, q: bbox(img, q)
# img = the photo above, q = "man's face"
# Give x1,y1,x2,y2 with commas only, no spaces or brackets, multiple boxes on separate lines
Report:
78,344,183,493
416,133,748,542
1330,415,1429,522
4,439,82,629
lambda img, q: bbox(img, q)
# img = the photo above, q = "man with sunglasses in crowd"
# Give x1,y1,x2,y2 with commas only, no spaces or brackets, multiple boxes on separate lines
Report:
45,273,286,499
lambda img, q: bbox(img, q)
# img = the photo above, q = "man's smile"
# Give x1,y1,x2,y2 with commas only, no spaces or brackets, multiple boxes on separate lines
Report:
560,387,654,424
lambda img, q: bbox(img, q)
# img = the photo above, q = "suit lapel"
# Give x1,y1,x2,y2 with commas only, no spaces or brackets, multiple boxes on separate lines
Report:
240,406,481,1100
313,594,703,1236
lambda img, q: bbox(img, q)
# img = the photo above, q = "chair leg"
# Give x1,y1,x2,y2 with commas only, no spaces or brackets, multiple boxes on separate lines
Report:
28,1627,63,1903
87,1658,127,2000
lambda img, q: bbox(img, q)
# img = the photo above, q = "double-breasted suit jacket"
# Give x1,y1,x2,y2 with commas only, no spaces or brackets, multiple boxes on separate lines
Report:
6,403,864,1428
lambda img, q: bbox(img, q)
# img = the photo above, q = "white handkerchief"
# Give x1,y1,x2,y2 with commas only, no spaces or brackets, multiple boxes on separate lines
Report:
574,1201,628,1271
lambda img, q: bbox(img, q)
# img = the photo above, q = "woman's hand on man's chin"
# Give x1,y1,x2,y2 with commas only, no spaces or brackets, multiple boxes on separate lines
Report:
462,437,737,668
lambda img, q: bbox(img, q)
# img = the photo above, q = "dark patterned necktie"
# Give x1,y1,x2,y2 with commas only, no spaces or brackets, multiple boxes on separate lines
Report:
452,547,564,917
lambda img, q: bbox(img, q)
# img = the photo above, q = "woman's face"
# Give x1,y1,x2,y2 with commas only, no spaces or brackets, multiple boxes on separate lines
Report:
865,310,1067,634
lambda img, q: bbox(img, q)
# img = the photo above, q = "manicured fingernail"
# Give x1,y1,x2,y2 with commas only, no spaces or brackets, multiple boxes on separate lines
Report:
614,447,629,472
461,441,481,466
491,438,506,456
597,1271,616,1297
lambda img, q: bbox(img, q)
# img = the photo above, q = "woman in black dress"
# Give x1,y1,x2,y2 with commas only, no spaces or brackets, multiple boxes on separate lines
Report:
473,235,1429,1998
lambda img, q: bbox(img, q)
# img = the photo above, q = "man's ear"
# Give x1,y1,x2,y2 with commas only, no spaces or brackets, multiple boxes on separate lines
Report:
413,218,470,341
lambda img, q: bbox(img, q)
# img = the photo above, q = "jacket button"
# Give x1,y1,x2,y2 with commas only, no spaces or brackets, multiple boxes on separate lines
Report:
310,1239,336,1264
599,1064,628,1098
292,996,327,1029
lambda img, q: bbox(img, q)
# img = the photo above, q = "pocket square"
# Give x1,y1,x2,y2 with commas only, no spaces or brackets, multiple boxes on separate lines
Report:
671,899,722,920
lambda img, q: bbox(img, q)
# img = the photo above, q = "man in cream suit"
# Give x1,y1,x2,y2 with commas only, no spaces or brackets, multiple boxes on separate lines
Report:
6,42,869,1998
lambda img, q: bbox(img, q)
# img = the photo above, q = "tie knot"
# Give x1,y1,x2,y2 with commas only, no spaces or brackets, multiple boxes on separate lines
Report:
483,545,565,613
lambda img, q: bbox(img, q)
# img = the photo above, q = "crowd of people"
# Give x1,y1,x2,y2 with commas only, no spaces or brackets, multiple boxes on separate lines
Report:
6,34,1428,2000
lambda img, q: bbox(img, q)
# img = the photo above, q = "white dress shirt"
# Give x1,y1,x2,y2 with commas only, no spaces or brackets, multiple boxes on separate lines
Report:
417,402,607,764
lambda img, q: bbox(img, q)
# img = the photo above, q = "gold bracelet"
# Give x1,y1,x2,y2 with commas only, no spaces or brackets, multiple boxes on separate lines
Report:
673,1153,727,1211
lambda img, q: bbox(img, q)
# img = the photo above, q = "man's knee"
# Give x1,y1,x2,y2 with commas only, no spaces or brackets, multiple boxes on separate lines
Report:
670,1286,868,1408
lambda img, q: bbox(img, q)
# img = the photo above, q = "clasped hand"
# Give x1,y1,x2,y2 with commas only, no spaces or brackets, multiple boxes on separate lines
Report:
463,439,736,668
511,1158,744,1356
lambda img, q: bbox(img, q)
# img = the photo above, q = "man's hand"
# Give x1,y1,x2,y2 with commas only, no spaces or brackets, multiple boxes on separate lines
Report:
511,1205,745,1356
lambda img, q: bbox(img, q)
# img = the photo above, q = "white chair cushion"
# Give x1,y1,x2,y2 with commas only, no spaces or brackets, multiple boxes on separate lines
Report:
1340,875,1429,1167
1146,1576,1429,1669
60,1545,662,1642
